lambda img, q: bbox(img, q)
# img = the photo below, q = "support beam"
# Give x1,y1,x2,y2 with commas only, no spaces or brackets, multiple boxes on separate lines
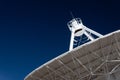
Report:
46,66,67,80
84,31,94,41
85,27,103,37
69,30,75,51
58,60,77,76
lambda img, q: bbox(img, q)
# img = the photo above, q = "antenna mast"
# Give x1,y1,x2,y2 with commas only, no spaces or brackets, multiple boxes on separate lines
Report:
70,12,75,19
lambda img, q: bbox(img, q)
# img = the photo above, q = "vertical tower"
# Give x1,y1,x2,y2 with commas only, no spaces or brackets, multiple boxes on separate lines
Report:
67,18,103,51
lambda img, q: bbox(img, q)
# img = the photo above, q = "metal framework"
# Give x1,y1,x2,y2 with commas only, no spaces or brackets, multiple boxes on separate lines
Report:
67,18,103,51
25,30,120,80
24,18,120,80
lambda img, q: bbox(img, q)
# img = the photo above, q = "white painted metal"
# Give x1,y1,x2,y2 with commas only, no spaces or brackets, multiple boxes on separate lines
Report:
67,18,103,51
24,30,120,80
69,28,75,51
24,18,120,80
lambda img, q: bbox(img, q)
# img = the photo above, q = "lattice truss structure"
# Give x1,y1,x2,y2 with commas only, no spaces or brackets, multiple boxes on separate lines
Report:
25,30,120,80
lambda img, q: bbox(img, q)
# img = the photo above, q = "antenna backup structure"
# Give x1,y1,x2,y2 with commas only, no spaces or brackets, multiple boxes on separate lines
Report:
67,18,103,51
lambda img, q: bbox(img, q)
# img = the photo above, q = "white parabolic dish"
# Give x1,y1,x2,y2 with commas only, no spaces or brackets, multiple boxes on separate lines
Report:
25,30,120,80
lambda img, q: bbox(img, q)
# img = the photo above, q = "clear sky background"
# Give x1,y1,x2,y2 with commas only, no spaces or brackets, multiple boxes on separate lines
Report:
0,0,120,80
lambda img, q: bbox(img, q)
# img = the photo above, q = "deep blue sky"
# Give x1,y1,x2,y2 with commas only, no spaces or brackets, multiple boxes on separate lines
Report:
0,0,120,80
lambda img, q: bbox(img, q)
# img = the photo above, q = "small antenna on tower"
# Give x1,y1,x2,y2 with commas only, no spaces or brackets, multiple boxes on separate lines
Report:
70,11,75,19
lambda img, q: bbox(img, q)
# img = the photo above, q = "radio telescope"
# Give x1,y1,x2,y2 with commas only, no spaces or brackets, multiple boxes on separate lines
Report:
24,18,120,80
